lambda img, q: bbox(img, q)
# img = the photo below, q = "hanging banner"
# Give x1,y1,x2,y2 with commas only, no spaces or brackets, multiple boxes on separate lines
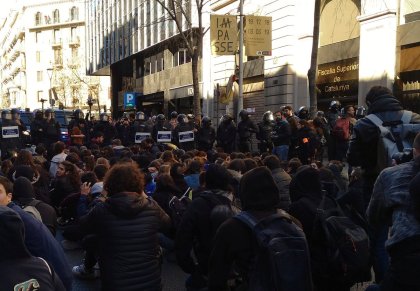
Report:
2,126,19,138
179,131,194,143
135,132,151,143
244,15,272,56
157,131,172,142
210,14,238,55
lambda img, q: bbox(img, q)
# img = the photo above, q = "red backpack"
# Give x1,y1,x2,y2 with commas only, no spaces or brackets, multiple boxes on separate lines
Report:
332,118,350,141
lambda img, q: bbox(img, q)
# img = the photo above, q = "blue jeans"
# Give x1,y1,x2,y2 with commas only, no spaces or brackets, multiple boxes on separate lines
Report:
273,145,289,161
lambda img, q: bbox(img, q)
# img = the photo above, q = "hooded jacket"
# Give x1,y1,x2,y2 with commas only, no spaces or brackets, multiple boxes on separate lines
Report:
80,192,171,291
0,206,65,291
7,203,72,290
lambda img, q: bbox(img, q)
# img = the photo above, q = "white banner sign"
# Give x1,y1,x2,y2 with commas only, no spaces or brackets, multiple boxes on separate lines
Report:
135,132,151,143
157,131,172,142
2,126,19,138
179,131,194,143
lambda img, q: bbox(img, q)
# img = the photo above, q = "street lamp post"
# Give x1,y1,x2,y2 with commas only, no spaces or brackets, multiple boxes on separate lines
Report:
46,68,53,107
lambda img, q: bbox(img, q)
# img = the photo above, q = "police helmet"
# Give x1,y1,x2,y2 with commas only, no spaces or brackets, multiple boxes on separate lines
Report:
316,111,325,118
239,110,249,119
170,111,178,119
45,108,55,119
74,109,84,120
297,106,309,120
356,106,366,119
221,114,233,123
202,116,211,126
329,100,341,111
1,109,12,121
263,111,274,122
100,113,109,122
156,114,166,122
11,108,20,120
136,111,145,121
177,114,187,124
34,110,44,120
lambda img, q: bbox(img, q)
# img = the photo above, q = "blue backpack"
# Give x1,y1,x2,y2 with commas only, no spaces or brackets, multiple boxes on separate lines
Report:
235,210,313,291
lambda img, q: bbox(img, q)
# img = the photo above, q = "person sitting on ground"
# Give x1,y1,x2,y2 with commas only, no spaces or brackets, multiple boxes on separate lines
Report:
0,206,65,290
263,155,291,211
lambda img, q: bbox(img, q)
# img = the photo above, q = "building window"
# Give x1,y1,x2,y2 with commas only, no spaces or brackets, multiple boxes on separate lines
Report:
35,12,42,25
144,58,151,76
36,32,41,43
36,51,41,62
37,91,43,102
37,71,43,82
173,49,191,66
54,49,62,65
70,6,79,21
157,52,164,72
71,47,78,61
53,9,60,23
53,29,60,43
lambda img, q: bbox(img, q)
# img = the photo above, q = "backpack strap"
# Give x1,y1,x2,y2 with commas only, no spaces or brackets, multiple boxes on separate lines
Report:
365,114,391,137
235,211,258,229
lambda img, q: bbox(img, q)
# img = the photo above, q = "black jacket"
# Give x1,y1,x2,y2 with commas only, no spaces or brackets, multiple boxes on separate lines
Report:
196,125,216,151
237,118,258,140
173,122,195,151
80,192,171,291
347,95,420,176
271,119,291,146
175,190,234,275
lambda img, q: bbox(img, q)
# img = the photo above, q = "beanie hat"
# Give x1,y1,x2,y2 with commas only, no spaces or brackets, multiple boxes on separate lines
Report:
205,164,232,191
289,165,322,202
239,166,280,211
13,177,36,200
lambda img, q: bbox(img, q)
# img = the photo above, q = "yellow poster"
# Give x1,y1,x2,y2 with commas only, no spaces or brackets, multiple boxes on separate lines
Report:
210,14,238,55
244,15,272,56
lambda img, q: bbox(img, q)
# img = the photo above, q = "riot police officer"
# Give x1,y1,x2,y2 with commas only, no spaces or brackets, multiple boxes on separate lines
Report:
173,114,195,151
256,111,275,153
237,109,258,153
355,106,366,120
1,109,22,159
326,100,341,160
217,114,236,153
30,110,45,146
152,114,170,143
196,116,216,152
68,109,88,146
42,109,61,148
296,106,310,120
93,113,116,146
130,111,152,145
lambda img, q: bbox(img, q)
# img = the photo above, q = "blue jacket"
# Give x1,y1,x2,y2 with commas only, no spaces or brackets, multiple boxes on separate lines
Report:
367,159,420,249
8,202,73,290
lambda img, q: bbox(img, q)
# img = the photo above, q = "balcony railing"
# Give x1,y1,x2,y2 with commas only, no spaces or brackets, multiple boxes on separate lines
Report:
69,36,80,47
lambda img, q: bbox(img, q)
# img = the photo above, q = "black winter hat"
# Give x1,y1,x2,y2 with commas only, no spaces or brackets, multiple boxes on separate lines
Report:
239,166,280,211
12,165,39,184
289,165,322,202
13,177,36,200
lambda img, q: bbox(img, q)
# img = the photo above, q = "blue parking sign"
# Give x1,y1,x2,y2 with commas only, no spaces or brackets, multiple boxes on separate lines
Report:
124,92,136,109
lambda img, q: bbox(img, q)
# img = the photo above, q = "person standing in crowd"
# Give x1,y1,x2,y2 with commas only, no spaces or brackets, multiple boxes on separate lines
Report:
0,206,65,290
93,113,116,146
296,106,310,120
366,133,420,290
42,109,61,150
348,86,420,284
237,110,258,153
217,114,236,153
196,116,216,152
332,105,354,161
116,117,131,146
256,111,275,154
312,111,329,162
73,163,170,290
327,100,341,161
30,110,45,146
173,114,195,151
271,110,292,161
296,119,319,164
68,109,87,147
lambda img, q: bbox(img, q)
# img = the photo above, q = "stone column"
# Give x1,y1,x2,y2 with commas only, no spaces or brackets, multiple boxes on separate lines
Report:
357,0,397,105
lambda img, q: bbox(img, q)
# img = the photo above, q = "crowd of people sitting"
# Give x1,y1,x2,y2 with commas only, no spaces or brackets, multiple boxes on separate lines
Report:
1,86,420,291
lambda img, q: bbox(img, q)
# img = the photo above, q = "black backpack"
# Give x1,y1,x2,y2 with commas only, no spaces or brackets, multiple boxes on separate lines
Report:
235,210,313,291
312,194,371,286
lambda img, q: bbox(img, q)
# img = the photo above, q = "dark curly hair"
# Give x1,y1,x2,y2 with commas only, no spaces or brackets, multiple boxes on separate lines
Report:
104,163,144,195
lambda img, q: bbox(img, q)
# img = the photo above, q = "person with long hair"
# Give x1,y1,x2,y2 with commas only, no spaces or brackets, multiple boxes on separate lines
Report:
50,161,81,208
73,163,170,289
